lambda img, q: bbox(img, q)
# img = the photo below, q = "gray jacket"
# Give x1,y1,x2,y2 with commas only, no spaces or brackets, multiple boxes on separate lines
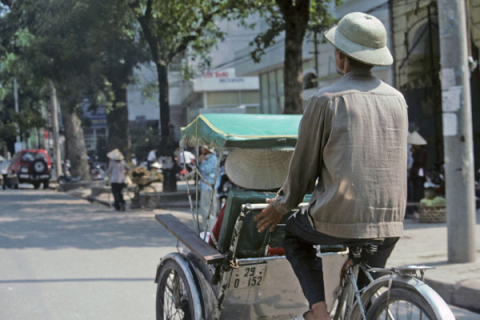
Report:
273,69,408,239
107,160,128,184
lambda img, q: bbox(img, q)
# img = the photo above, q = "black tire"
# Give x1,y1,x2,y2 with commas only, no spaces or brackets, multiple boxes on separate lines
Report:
156,260,196,320
33,182,40,189
43,180,49,189
14,184,19,189
31,159,47,174
366,288,438,320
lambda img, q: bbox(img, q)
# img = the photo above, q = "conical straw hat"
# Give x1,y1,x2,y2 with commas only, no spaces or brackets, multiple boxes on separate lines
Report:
407,131,427,145
151,162,162,169
225,149,292,190
107,149,124,161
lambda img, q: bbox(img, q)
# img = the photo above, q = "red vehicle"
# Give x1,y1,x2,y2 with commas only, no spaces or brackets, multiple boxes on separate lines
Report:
7,149,51,189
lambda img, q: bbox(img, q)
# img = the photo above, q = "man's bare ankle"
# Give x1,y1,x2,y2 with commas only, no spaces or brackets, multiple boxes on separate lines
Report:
305,302,331,320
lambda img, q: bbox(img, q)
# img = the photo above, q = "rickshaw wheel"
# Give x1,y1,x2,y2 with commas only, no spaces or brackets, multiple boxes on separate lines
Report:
156,260,196,320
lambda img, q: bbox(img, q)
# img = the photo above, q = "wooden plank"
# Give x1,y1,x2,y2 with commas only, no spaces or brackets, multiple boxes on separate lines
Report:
155,214,225,264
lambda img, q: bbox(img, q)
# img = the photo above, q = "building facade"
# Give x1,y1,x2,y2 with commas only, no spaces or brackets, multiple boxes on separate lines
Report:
180,69,260,123
391,0,480,168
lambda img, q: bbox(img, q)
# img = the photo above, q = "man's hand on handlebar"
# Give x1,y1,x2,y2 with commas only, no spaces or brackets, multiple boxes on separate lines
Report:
254,198,283,233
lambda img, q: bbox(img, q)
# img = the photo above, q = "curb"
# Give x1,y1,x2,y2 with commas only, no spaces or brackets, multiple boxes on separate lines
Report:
426,276,480,313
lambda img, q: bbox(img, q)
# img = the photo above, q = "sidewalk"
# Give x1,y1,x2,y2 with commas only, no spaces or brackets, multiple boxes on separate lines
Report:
64,180,194,209
388,212,480,312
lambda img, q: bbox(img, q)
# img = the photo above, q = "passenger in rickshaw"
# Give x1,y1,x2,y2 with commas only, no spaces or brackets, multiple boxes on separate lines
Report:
255,13,409,320
198,146,220,230
207,148,293,255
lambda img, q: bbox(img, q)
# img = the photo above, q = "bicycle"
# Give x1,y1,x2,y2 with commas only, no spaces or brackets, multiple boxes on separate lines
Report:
129,167,162,210
328,238,455,319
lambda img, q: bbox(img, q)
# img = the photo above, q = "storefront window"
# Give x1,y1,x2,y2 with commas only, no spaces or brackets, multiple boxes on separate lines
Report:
268,72,276,97
260,69,286,114
206,91,239,106
241,91,260,104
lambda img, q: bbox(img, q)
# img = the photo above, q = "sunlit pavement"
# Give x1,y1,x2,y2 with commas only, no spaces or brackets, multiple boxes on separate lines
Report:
0,186,178,320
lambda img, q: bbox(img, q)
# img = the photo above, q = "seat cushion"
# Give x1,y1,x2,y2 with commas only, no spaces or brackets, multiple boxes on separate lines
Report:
217,189,277,254
217,189,311,258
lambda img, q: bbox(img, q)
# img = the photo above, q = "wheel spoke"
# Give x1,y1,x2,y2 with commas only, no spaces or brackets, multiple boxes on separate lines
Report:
375,300,431,319
159,267,190,320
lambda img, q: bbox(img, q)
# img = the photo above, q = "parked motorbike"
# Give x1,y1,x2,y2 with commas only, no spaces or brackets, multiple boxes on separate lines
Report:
178,159,196,181
90,163,106,180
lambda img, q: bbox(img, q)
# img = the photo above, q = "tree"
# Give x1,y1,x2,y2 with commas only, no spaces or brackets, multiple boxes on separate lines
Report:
0,20,47,155
0,0,146,179
0,0,97,179
83,0,148,160
129,0,242,191
249,0,338,114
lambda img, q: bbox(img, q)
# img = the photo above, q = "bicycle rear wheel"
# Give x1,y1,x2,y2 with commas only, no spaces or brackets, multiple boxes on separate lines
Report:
366,287,438,319
143,185,160,209
156,260,196,320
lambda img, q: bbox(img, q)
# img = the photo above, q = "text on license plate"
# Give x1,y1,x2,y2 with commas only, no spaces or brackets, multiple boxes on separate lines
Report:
229,264,267,289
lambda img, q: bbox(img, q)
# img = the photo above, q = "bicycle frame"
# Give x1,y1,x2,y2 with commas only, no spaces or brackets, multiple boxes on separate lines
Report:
336,262,456,320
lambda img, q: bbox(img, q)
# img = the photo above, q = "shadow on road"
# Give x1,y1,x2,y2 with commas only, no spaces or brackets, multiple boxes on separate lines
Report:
0,189,178,250
0,277,153,284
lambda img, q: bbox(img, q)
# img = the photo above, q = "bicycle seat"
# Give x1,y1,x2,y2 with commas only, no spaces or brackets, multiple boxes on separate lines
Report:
343,238,385,248
320,239,384,254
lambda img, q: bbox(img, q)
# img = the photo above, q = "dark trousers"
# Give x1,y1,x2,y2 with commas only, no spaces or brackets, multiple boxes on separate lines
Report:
284,210,399,308
111,183,125,210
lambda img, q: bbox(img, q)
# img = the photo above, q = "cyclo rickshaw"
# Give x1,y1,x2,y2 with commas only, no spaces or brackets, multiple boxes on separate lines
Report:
154,114,454,320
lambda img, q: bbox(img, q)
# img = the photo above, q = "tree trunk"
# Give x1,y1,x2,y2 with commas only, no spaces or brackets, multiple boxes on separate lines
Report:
60,102,90,180
278,0,310,114
283,30,305,114
107,82,131,161
156,61,177,192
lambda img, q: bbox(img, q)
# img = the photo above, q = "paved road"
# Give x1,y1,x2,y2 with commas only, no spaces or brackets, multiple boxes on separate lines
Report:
0,187,178,320
1,187,479,319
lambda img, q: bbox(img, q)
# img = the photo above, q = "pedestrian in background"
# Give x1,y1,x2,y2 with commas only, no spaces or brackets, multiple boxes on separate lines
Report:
147,148,157,170
107,149,129,211
198,146,219,231
407,131,427,208
131,154,137,167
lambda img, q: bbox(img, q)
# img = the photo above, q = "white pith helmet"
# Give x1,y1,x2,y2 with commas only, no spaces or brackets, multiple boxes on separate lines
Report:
324,12,393,66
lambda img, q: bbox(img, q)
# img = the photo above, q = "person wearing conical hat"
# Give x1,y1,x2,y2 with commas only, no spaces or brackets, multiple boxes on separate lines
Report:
407,131,428,209
106,149,129,211
254,12,409,320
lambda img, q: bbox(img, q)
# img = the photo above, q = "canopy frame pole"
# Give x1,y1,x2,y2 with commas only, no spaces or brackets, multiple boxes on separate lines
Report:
195,145,201,232
182,146,198,234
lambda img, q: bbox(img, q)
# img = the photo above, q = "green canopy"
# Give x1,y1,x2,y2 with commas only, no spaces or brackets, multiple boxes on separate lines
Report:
181,114,302,149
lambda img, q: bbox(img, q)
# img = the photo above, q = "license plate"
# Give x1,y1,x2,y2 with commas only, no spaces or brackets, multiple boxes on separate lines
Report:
19,174,29,179
229,264,267,289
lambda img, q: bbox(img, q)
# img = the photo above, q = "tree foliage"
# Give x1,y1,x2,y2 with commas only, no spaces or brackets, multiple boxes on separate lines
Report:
0,12,47,153
128,0,246,191
249,0,339,62
0,0,146,176
241,0,340,114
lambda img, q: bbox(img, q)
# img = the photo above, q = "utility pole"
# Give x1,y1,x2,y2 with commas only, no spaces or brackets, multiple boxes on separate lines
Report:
438,0,476,263
313,31,319,88
13,77,22,152
49,80,62,180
